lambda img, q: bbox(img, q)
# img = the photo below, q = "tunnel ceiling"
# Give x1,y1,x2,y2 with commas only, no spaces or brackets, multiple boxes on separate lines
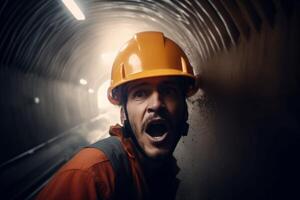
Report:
0,0,293,89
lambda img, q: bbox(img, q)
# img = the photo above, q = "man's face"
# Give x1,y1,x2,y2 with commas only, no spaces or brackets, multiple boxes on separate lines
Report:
124,77,187,160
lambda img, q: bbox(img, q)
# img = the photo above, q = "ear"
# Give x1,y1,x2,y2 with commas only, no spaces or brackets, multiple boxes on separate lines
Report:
120,106,127,125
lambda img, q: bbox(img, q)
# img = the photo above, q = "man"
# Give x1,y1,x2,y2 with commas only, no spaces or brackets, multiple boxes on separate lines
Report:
36,31,198,200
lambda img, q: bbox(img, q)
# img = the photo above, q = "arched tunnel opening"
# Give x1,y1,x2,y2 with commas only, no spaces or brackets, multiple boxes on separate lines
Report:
0,0,299,199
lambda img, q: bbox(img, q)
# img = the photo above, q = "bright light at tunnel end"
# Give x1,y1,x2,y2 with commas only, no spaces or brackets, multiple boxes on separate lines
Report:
88,88,94,94
96,80,120,127
62,0,85,20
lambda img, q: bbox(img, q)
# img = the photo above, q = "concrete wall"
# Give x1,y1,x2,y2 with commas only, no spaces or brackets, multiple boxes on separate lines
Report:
175,6,300,200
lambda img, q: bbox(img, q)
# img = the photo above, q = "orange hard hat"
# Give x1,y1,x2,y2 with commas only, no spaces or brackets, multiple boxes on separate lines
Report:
108,31,197,105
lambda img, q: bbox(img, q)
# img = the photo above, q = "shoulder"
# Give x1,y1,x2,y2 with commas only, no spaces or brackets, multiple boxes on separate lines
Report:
36,148,115,200
60,148,110,172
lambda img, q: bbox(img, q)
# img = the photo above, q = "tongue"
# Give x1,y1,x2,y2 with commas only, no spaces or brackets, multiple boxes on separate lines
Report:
146,123,167,137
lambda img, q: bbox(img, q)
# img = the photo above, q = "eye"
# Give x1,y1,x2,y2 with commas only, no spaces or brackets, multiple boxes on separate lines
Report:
161,85,178,96
132,89,149,100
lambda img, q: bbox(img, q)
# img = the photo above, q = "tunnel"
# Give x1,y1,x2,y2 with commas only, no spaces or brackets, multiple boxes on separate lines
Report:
0,0,299,199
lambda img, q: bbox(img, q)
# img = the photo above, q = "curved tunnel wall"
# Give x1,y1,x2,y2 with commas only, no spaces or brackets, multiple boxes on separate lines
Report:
175,2,300,199
0,0,299,199
0,68,97,162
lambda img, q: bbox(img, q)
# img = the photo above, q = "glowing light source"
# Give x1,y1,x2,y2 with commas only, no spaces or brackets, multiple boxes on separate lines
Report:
101,52,116,60
34,97,40,104
62,0,85,20
88,88,94,94
100,52,117,67
79,78,87,85
97,80,120,123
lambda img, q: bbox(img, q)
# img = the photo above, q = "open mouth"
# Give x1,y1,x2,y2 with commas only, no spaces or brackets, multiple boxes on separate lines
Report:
145,120,169,141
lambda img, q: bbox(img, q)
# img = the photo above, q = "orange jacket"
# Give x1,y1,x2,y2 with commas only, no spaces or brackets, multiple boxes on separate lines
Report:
36,124,179,200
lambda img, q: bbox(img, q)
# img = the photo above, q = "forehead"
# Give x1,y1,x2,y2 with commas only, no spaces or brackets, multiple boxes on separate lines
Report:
126,76,180,91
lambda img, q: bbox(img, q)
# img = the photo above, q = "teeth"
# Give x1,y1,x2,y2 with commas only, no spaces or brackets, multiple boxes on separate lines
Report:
148,132,168,142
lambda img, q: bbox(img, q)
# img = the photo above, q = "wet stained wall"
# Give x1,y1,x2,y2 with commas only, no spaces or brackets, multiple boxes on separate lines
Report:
0,0,299,199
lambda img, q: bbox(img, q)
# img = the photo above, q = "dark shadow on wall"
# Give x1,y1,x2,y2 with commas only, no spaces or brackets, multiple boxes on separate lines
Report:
176,2,300,199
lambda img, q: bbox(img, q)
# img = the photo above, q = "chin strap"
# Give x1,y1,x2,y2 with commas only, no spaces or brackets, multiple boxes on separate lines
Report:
122,118,133,138
122,117,150,160
122,105,133,138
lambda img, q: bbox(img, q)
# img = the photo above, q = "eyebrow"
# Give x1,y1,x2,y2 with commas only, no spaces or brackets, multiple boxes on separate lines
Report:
127,78,180,92
161,80,178,86
127,82,149,92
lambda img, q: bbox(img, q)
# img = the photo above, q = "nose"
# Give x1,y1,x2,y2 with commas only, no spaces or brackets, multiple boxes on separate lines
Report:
147,91,165,113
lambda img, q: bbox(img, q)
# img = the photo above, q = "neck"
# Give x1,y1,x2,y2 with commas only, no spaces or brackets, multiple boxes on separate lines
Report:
122,121,177,174
129,138,175,177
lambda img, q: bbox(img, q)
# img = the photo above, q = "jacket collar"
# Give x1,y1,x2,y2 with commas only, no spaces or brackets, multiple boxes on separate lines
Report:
109,124,136,159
